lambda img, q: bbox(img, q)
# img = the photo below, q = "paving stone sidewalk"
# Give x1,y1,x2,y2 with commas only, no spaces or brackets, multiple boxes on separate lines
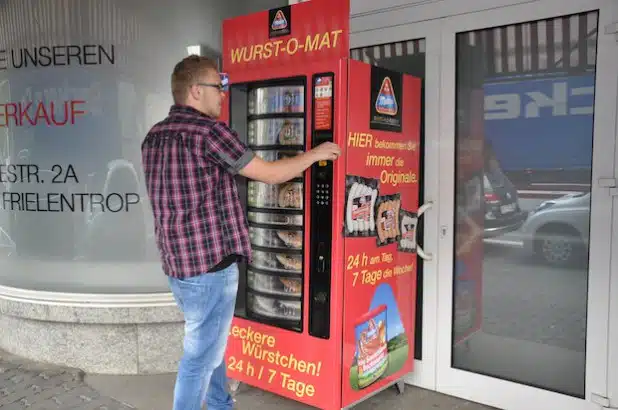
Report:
0,349,134,410
3,349,498,410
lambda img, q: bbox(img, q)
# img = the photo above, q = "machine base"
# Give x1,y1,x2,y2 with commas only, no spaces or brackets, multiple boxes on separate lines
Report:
342,378,409,409
227,377,409,409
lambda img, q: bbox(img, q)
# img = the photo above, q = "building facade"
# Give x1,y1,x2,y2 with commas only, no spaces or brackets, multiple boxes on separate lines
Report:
0,0,616,410
346,1,618,409
0,0,286,376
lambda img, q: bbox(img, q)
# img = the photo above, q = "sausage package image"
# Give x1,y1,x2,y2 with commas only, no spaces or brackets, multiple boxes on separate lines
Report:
375,194,402,247
397,209,418,253
344,175,379,237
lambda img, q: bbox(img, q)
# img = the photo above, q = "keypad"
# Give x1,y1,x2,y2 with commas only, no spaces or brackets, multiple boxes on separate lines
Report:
315,183,331,206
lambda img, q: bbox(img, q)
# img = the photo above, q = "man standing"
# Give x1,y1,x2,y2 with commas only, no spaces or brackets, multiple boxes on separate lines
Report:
141,55,341,410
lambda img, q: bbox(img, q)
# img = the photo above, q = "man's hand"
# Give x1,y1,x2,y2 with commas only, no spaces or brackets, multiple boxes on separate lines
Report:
308,142,342,162
240,142,342,185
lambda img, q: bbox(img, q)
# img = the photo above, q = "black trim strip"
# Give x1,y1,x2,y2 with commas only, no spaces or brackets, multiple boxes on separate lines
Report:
249,144,304,151
246,287,302,302
248,265,303,278
251,244,303,255
246,206,304,215
248,221,304,231
248,113,305,121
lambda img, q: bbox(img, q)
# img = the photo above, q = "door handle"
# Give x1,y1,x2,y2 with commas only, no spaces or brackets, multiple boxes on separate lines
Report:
415,201,433,261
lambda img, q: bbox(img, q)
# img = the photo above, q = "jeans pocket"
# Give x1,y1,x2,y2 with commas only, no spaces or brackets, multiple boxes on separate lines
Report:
176,273,210,286
170,274,215,320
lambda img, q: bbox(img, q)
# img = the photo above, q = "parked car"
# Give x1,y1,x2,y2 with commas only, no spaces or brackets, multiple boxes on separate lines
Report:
520,192,590,267
481,139,528,238
483,168,528,238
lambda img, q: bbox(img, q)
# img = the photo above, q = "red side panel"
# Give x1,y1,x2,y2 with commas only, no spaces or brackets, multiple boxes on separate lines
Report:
341,59,422,407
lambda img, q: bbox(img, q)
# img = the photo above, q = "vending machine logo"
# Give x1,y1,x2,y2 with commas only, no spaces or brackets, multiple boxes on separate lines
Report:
272,10,287,30
269,6,291,38
370,66,403,132
375,77,398,116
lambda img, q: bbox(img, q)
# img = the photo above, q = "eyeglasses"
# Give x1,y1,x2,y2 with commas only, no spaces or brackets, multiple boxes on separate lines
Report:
196,82,227,92
196,73,229,92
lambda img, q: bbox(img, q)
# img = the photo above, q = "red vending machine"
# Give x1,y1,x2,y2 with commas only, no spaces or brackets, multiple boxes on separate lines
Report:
220,1,422,408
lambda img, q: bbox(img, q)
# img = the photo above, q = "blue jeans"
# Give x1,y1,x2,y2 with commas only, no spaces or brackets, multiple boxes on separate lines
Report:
168,263,239,410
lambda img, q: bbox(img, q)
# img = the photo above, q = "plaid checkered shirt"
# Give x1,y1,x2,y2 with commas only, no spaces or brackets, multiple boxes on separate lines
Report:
141,104,254,278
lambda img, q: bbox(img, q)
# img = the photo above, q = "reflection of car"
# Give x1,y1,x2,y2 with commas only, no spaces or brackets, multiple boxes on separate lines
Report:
520,192,590,267
483,168,528,238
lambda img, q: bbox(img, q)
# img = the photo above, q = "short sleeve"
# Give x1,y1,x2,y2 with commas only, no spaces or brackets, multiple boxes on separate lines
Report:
203,122,255,174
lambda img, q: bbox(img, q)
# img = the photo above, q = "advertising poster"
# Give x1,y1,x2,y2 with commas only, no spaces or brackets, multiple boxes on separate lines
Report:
341,61,421,406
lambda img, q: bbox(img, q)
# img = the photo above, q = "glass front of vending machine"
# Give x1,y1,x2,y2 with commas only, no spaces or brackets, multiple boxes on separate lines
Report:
229,77,308,332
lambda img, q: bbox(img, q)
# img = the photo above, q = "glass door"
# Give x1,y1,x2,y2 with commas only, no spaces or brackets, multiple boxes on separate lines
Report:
610,200,618,409
609,149,618,410
229,79,307,330
436,0,618,409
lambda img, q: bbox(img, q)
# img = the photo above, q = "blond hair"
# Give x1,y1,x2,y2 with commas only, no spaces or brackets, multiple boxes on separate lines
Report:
171,55,218,104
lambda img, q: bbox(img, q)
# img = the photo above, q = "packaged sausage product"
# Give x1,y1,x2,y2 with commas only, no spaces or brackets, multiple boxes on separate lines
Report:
248,181,303,210
250,249,302,274
249,226,303,250
247,292,301,322
248,118,304,147
247,211,303,227
248,86,304,115
247,270,302,297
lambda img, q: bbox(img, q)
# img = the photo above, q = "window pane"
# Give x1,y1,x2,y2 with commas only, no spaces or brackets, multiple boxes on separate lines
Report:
452,11,597,398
